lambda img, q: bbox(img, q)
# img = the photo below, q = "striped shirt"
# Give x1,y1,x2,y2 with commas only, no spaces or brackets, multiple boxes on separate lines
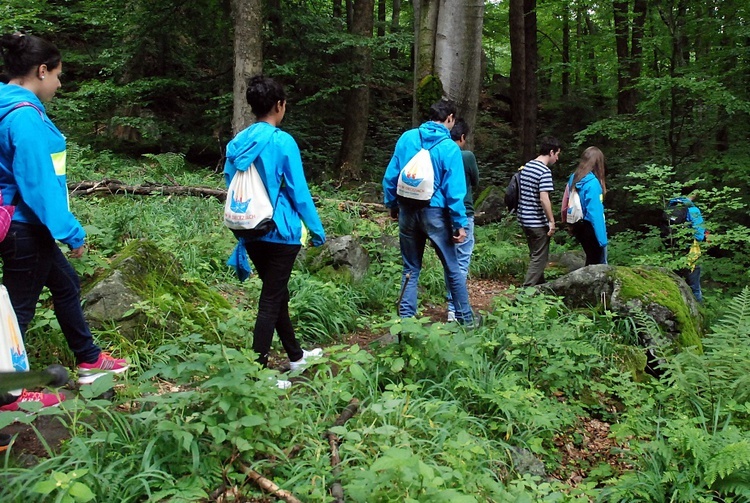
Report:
517,159,553,227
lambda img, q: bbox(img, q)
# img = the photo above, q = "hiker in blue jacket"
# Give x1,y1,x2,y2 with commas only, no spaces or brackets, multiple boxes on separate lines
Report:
382,99,476,326
564,147,608,265
0,33,128,412
665,194,706,303
224,76,326,385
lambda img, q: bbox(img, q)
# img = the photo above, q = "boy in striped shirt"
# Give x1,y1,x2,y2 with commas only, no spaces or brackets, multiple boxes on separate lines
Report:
517,137,562,286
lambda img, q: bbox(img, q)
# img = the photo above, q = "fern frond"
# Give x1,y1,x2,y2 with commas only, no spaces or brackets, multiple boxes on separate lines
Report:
708,287,750,341
705,440,750,486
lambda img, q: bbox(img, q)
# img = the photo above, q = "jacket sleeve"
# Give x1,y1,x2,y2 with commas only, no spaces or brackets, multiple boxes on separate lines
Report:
440,142,467,229
465,152,479,189
583,179,607,247
281,137,326,246
9,109,85,249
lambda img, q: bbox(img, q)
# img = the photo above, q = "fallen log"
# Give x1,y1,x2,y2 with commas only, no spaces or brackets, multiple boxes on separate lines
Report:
67,180,389,213
236,463,303,503
68,179,227,200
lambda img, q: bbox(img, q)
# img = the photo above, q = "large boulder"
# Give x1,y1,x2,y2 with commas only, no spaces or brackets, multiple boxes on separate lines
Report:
303,235,370,282
540,265,703,352
83,240,231,340
474,185,506,225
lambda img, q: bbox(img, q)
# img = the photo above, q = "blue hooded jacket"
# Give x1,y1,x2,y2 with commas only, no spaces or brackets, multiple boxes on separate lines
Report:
224,121,325,247
668,197,705,241
382,121,467,229
569,172,607,247
0,83,85,249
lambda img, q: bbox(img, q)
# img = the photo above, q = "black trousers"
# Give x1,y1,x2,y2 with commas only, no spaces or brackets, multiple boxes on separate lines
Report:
571,221,605,266
243,241,303,367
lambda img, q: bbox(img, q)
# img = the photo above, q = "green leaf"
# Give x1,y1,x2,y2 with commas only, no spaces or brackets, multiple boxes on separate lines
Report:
349,363,367,383
68,482,96,502
32,480,58,495
390,357,405,372
239,415,265,427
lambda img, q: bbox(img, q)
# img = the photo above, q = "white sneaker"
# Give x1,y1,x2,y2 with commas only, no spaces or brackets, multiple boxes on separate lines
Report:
276,379,292,389
447,311,457,322
289,348,323,372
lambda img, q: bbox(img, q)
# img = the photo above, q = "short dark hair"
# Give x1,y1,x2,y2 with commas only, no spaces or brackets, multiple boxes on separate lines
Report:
428,99,456,122
246,75,286,117
0,33,61,82
538,136,562,156
450,118,470,141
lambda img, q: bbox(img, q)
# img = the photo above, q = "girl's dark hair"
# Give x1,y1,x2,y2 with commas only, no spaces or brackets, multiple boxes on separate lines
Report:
0,33,61,83
246,75,286,117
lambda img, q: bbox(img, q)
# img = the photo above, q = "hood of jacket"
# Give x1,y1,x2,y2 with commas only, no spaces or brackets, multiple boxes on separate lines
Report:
225,121,278,173
417,121,452,150
0,83,45,122
573,171,597,190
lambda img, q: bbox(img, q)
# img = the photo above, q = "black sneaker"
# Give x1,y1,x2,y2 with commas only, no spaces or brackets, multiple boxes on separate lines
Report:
0,433,10,453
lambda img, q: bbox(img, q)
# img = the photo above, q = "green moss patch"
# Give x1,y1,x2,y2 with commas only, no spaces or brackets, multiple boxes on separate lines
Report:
612,267,702,352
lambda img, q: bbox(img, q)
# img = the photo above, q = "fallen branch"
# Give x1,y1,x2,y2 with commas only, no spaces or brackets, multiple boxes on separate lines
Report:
327,398,361,503
236,463,303,503
67,180,390,213
68,179,228,200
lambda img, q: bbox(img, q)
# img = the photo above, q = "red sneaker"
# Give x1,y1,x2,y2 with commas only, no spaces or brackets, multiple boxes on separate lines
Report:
77,352,129,384
0,389,65,412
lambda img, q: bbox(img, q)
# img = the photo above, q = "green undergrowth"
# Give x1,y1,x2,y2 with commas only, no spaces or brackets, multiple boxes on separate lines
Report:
5,156,747,501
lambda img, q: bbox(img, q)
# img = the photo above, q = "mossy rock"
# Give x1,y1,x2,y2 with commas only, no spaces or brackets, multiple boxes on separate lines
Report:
610,266,702,351
300,235,370,282
617,344,649,382
541,264,703,354
82,239,231,341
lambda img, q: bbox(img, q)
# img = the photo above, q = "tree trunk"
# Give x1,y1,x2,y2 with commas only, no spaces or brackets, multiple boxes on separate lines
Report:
333,0,343,18
412,0,440,125
562,5,570,97
377,0,386,37
521,0,537,162
509,0,526,157
336,0,374,180
614,0,648,114
389,0,401,59
266,0,283,37
433,0,484,143
231,0,263,135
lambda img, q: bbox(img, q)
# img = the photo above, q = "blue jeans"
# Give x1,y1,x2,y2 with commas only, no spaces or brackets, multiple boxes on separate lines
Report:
682,265,703,303
0,222,100,364
446,216,474,314
398,207,473,324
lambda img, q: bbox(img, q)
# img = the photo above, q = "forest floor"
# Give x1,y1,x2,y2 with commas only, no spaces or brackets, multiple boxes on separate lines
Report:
2,276,631,492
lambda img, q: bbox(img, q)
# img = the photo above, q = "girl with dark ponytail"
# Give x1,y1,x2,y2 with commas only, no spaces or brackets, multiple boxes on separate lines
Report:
0,33,128,412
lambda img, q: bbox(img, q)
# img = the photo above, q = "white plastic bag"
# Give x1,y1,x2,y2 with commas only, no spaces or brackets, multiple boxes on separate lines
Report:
0,285,29,396
567,186,584,224
224,163,275,234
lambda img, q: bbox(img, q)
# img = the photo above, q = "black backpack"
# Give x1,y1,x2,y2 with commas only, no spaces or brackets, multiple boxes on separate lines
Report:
660,203,691,255
504,169,522,214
